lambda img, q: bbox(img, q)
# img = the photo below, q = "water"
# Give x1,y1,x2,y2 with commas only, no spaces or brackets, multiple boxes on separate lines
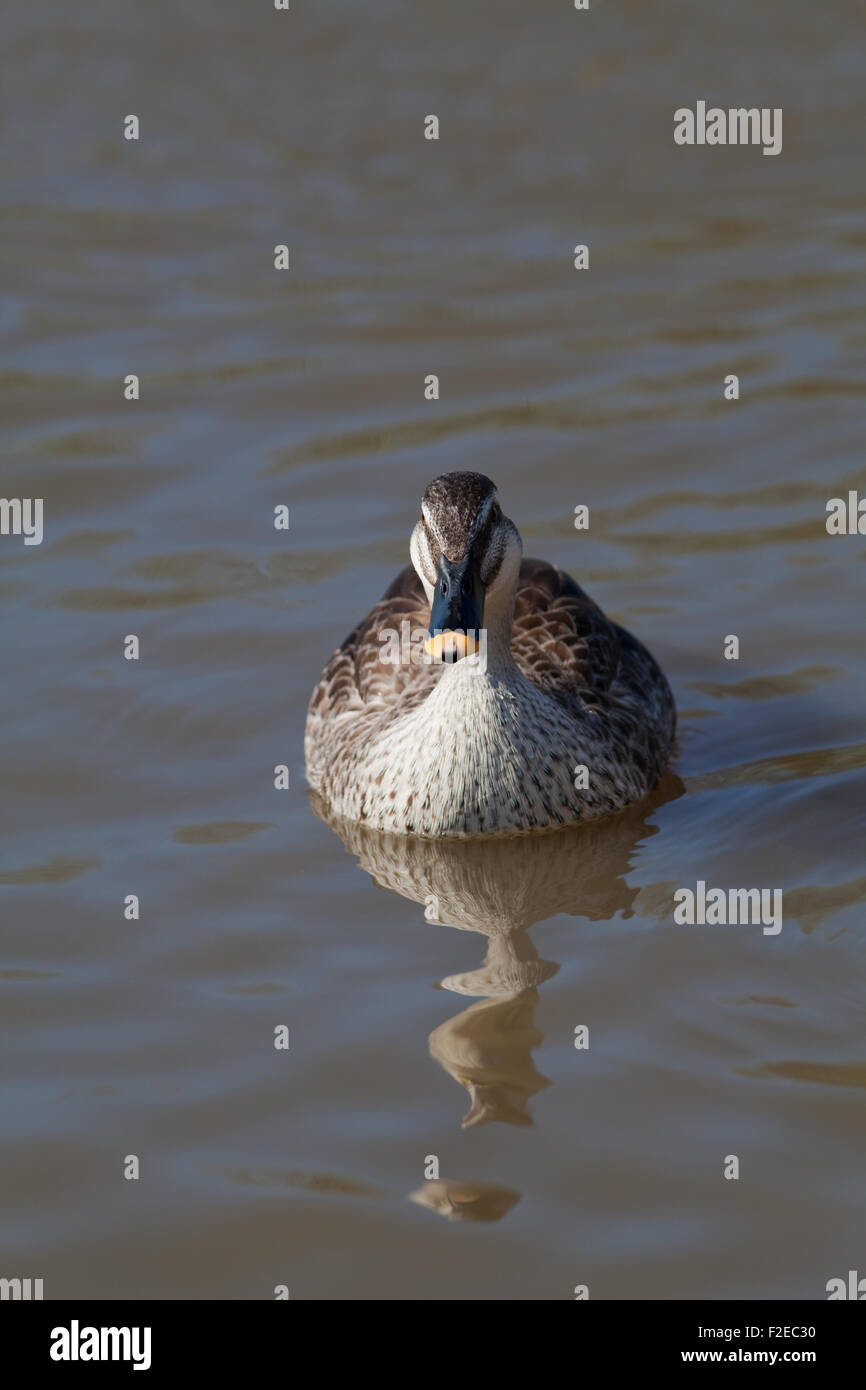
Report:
1,0,864,1299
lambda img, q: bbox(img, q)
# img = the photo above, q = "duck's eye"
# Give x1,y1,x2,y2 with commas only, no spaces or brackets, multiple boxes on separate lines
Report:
440,579,447,596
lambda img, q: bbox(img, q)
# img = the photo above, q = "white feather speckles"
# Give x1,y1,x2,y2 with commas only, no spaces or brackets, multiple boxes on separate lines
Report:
324,656,600,835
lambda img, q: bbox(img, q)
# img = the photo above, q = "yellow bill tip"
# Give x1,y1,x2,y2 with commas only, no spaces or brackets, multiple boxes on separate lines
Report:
424,630,479,660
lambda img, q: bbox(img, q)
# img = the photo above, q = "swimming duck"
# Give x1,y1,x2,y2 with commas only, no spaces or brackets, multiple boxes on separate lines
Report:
305,471,675,836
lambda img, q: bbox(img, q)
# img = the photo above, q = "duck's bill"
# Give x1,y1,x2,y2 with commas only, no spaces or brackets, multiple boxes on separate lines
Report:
424,629,480,661
425,553,486,661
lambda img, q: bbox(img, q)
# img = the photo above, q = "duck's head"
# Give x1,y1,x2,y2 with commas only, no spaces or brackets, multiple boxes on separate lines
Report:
410,471,522,662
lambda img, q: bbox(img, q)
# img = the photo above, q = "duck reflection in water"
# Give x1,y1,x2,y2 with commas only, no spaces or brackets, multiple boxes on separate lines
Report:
312,773,683,1137
408,1180,521,1223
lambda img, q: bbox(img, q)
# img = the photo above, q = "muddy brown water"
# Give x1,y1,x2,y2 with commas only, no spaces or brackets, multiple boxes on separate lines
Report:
1,0,864,1298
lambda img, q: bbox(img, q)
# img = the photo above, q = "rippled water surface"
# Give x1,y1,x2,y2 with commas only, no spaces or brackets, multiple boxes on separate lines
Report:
2,0,864,1298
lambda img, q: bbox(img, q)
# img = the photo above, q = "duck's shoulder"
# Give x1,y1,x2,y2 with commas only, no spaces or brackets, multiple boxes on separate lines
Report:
307,565,438,725
512,558,621,701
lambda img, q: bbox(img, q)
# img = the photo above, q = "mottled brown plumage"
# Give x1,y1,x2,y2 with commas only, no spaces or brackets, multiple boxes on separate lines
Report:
305,474,676,836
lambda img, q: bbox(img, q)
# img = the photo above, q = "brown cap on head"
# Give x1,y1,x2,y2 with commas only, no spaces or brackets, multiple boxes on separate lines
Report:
421,472,499,561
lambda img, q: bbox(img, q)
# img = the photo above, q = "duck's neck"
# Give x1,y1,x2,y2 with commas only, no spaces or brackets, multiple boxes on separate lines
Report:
477,587,517,675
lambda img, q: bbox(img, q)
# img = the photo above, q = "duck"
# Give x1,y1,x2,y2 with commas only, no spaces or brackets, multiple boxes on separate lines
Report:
305,471,676,837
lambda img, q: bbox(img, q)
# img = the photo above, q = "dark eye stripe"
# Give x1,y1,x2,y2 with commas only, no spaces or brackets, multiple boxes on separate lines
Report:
470,503,501,567
481,545,504,585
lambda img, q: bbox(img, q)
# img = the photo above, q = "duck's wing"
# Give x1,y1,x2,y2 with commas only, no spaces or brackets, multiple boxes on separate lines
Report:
513,560,676,763
311,557,657,720
511,558,622,704
307,565,441,730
